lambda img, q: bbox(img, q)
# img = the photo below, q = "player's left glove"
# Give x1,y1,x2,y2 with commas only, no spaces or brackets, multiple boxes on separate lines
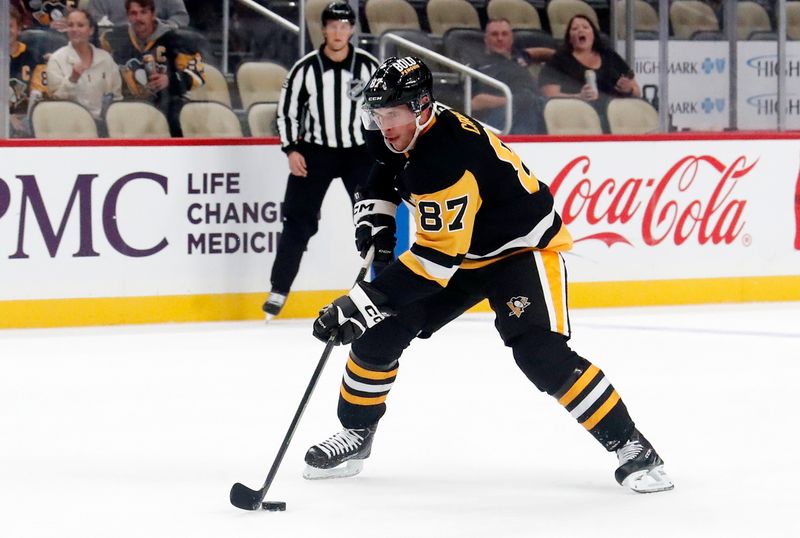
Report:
313,282,393,345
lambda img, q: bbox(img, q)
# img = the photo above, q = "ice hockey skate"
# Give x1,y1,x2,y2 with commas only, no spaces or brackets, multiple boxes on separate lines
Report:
615,429,674,493
303,425,377,480
262,291,287,321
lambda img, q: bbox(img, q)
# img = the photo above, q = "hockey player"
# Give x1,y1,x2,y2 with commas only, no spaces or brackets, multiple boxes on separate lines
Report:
306,57,674,494
100,0,204,136
262,2,381,320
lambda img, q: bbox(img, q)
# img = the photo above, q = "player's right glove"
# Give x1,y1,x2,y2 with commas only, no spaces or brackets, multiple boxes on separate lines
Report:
312,281,393,345
353,196,397,266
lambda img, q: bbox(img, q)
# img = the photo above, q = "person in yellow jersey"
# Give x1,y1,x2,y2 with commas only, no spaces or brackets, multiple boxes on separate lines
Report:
306,56,674,495
101,0,204,135
8,5,47,137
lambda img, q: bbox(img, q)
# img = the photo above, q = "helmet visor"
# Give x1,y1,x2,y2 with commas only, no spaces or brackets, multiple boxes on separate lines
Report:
360,104,416,131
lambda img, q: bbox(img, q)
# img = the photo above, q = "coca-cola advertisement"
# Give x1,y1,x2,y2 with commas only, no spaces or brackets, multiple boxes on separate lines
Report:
515,139,800,282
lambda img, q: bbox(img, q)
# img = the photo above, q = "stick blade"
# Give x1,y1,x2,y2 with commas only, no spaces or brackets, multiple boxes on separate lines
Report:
229,482,264,511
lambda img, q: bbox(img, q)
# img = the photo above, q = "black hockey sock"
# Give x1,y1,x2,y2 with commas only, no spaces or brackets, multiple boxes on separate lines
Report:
337,354,399,429
553,363,635,451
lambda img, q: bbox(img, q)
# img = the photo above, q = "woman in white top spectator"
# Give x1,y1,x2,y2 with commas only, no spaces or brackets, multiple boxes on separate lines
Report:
47,9,122,119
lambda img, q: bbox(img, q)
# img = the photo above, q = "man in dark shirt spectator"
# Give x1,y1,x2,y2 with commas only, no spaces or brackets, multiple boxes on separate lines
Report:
470,18,553,134
101,0,203,135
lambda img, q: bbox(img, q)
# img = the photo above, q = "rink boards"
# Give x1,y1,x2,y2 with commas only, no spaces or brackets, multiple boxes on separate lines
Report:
1,134,799,328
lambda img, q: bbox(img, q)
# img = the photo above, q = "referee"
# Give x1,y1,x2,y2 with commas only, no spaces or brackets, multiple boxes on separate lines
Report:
263,1,379,319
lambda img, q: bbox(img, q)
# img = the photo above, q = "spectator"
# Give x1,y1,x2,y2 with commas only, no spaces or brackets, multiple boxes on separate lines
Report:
539,15,640,102
47,9,122,122
9,5,47,137
11,0,33,28
18,0,74,31
101,0,204,136
89,0,189,28
470,18,553,134
261,2,380,320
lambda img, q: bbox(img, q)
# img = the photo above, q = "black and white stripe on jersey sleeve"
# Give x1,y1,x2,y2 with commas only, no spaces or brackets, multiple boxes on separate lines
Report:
277,48,379,151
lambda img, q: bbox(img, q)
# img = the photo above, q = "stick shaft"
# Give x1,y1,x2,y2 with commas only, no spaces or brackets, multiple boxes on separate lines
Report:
256,247,376,498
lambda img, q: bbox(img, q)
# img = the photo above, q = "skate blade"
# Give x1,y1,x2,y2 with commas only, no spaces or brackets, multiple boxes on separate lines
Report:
265,313,275,323
302,459,364,480
622,465,674,493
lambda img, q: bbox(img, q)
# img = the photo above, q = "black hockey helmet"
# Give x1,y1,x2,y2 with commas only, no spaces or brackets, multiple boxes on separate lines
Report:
363,56,434,114
321,1,356,25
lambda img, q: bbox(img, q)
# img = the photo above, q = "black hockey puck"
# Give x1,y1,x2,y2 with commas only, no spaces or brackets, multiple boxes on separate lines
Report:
262,501,286,511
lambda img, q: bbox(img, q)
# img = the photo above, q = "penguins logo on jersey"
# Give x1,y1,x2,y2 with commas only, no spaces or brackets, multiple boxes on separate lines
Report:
347,79,366,101
121,58,152,98
507,296,531,318
31,1,72,26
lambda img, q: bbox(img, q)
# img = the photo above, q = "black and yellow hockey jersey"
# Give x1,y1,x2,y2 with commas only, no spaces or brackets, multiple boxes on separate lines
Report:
23,0,75,28
365,105,573,308
100,22,204,102
9,41,47,115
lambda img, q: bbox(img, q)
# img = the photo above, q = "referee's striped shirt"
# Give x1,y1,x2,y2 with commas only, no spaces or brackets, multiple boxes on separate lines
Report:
277,45,379,152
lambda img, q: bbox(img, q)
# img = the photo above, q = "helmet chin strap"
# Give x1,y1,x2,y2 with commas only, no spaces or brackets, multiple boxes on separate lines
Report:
384,103,439,154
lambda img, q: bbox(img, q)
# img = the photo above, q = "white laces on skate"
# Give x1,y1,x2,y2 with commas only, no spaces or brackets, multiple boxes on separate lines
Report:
617,440,643,464
316,429,365,458
266,293,286,307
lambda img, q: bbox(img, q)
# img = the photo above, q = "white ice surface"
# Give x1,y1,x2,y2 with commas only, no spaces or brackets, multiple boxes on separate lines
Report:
2,302,800,538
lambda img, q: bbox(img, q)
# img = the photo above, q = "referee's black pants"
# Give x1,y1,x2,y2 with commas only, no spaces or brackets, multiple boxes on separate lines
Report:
270,143,370,294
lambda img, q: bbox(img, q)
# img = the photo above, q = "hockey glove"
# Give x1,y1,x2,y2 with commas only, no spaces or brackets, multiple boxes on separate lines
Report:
313,281,393,345
353,197,397,266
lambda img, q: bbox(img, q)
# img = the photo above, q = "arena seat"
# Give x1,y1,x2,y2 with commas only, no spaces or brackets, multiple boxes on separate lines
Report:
236,62,288,109
426,0,481,37
547,0,600,38
105,101,171,138
380,29,440,66
442,28,485,66
513,28,558,49
789,2,800,40
543,98,603,135
487,0,542,30
669,0,719,40
187,64,231,107
31,101,98,139
248,103,279,137
606,98,659,134
179,101,243,138
737,1,772,40
365,0,421,36
614,0,659,39
18,29,68,58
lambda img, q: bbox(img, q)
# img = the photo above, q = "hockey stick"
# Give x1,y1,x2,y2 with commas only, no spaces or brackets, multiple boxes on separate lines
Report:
230,247,376,511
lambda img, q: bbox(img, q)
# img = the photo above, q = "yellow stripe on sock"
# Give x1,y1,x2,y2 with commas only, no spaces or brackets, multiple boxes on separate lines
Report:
558,364,600,407
340,385,388,406
347,357,398,381
581,390,620,431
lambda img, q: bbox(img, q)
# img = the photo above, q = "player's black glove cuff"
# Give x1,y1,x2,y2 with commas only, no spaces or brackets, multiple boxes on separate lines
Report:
312,282,393,345
353,197,397,266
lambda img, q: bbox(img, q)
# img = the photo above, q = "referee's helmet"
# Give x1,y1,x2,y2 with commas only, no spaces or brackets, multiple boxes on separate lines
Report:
321,2,356,25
